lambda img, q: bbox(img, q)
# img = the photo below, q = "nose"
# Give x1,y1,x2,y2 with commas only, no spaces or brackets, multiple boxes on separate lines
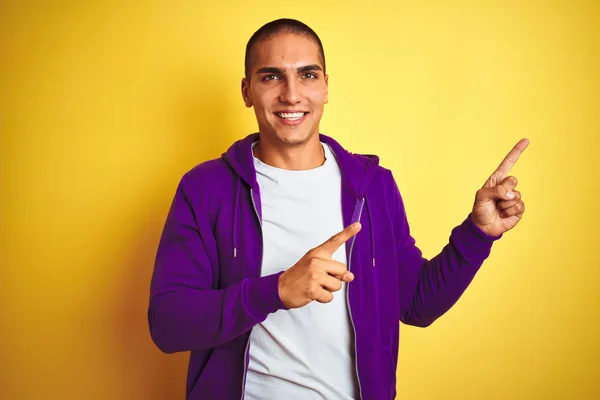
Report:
278,79,301,104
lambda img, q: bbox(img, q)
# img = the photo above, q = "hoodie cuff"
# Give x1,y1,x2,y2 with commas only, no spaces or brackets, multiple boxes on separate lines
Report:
242,271,289,322
450,213,502,262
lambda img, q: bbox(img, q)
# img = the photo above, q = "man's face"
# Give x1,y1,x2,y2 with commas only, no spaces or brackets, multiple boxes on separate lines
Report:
241,34,328,146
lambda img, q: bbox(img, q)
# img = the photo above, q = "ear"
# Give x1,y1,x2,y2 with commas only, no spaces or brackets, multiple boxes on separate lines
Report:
324,74,329,104
241,78,253,108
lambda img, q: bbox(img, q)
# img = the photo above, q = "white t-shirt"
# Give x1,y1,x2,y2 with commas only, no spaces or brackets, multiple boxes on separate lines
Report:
244,142,359,400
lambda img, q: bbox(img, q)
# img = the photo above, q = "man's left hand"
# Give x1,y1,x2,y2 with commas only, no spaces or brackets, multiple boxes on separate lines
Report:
471,138,530,237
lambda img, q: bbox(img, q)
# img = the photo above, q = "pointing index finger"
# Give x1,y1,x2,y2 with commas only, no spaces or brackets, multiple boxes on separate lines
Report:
493,138,530,178
318,222,362,257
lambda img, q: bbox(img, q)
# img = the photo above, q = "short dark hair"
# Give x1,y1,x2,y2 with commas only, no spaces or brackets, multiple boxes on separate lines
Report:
244,18,326,79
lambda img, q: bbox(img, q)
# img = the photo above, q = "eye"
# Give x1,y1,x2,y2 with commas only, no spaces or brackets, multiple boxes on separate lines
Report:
262,74,280,81
301,72,318,79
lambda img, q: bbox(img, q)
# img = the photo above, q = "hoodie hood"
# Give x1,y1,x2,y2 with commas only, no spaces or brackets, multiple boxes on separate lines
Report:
222,133,380,269
222,133,380,199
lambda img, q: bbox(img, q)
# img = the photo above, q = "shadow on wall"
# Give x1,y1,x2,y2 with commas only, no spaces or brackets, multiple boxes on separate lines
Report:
111,73,242,399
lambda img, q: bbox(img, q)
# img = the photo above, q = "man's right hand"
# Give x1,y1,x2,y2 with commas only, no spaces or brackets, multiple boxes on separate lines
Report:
278,222,362,309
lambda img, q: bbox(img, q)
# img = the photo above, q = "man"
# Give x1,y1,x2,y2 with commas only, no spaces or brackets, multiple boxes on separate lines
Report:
148,18,528,400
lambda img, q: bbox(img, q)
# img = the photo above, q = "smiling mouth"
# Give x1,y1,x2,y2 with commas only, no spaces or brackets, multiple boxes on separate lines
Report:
275,112,308,121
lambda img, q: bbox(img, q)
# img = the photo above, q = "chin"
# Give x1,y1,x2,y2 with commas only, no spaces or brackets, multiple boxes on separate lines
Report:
276,129,316,146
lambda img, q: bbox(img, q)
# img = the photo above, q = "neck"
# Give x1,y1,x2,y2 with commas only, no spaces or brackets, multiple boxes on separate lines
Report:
253,134,325,170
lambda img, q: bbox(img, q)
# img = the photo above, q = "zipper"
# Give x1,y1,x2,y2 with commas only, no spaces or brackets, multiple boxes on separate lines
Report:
240,339,251,400
346,197,365,400
240,188,262,400
241,189,364,399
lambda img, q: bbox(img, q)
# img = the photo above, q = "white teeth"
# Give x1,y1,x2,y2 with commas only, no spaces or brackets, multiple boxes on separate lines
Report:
277,112,305,119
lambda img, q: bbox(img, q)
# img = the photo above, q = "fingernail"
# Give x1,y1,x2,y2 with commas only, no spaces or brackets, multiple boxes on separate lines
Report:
506,191,514,199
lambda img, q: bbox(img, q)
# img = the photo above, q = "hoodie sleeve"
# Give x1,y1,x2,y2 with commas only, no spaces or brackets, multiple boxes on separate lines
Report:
148,174,287,354
389,171,501,327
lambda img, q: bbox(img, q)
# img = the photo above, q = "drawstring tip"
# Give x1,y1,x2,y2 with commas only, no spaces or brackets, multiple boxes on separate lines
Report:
372,258,376,267
234,248,237,258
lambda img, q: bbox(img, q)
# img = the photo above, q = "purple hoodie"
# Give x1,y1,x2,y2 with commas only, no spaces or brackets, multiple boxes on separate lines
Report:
148,133,500,399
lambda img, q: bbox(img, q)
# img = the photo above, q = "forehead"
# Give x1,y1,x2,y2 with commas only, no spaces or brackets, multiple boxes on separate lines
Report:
251,33,322,70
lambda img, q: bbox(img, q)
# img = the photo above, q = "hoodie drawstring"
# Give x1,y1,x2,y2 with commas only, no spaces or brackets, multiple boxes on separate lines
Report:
364,194,376,268
232,176,374,267
233,177,241,258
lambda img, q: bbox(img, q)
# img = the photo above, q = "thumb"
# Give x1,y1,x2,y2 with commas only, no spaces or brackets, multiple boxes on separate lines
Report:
476,184,516,203
499,175,518,191
339,271,355,283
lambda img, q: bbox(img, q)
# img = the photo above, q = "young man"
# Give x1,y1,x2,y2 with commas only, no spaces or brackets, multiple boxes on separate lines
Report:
148,19,528,400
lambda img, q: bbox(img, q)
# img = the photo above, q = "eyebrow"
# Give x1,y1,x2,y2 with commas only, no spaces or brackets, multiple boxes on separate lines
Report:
255,64,323,75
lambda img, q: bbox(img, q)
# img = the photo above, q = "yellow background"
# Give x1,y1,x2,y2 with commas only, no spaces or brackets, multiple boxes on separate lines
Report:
2,1,599,399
